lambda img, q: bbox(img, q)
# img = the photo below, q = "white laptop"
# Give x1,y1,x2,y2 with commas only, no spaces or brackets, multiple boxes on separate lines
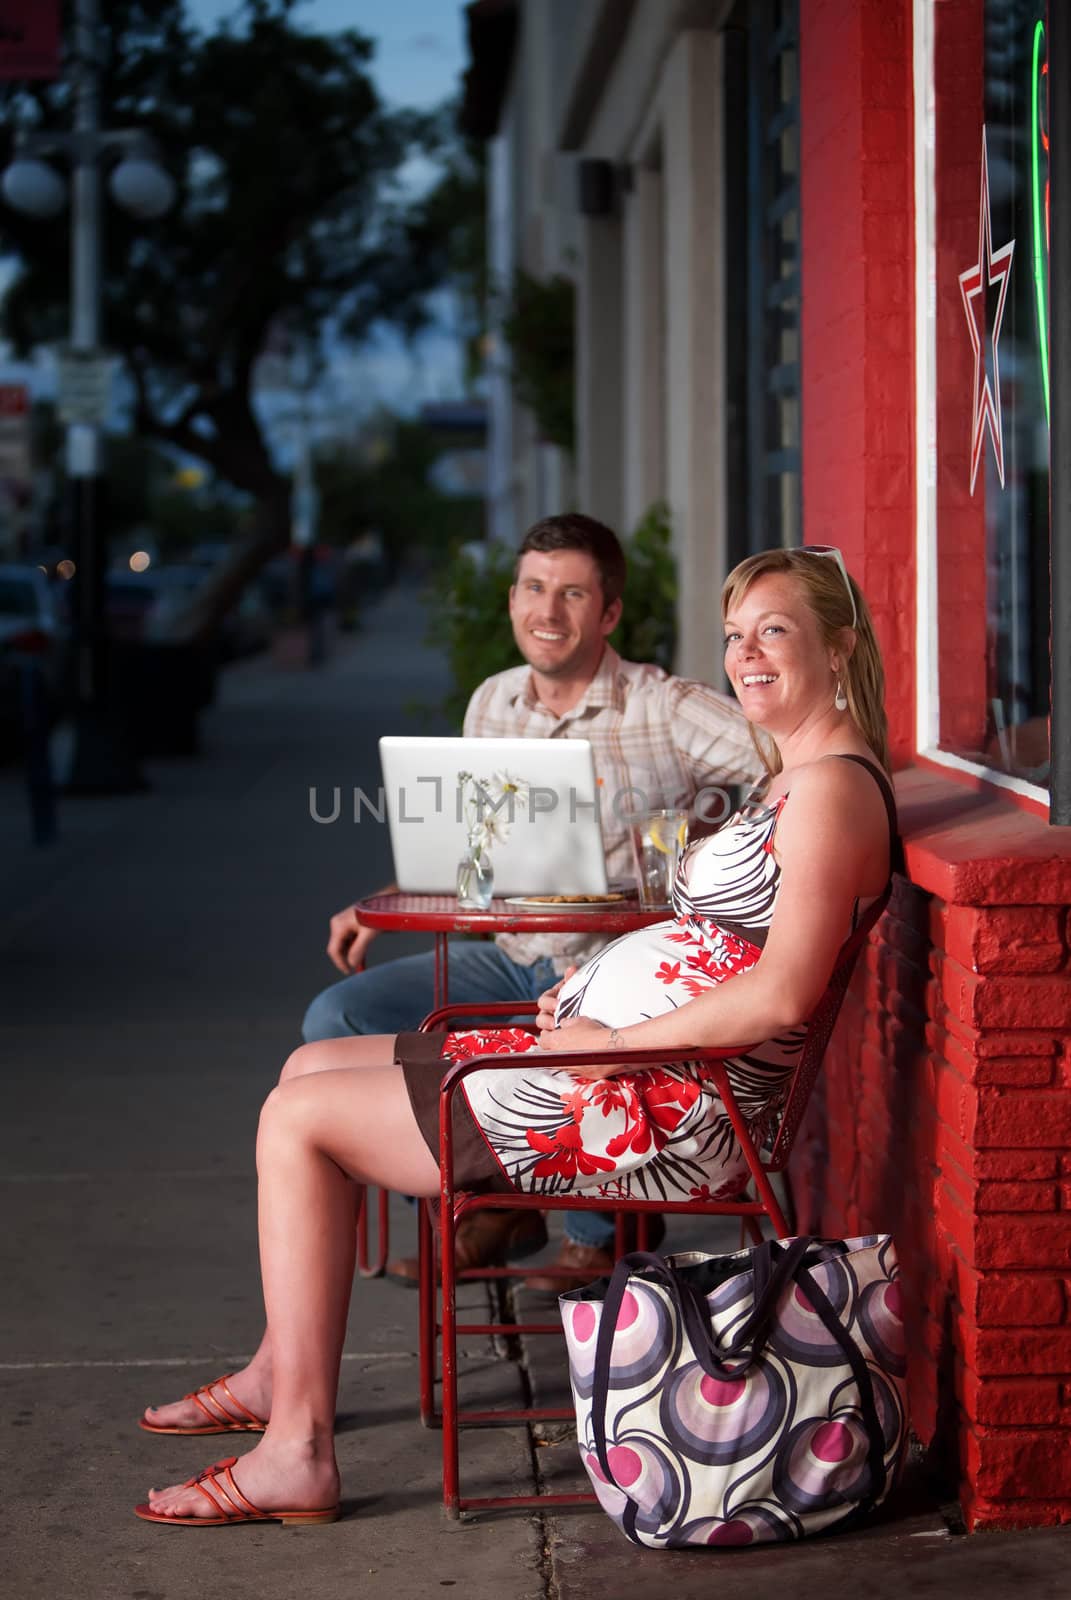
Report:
379,736,609,896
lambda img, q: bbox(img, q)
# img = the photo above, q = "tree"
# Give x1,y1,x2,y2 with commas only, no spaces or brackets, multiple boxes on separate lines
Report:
499,270,575,454
0,0,455,634
315,413,483,565
395,120,488,385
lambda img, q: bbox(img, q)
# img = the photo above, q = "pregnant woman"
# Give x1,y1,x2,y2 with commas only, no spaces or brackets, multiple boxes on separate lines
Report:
136,544,897,1528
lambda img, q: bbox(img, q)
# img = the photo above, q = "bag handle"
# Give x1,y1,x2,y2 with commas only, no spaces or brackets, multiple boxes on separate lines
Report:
792,1262,888,1512
590,1239,889,1510
591,1239,811,1477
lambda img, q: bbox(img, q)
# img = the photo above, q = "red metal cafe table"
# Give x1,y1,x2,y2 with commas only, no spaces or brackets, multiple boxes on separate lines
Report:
350,889,669,1274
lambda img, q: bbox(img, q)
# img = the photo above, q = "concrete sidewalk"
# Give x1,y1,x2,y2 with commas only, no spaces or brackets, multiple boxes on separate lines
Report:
2,587,1069,1599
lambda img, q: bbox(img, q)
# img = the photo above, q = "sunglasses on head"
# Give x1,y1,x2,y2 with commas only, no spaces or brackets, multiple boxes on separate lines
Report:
798,545,858,628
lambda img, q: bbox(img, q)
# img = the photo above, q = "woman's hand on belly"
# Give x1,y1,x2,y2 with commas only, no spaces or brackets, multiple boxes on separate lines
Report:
535,965,577,1032
540,1016,630,1077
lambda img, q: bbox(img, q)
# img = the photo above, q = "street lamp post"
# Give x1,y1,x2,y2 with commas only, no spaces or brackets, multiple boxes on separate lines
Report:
1,0,175,792
66,0,119,792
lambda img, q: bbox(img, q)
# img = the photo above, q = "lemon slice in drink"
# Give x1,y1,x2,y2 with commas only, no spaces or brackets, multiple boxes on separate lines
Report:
648,816,688,855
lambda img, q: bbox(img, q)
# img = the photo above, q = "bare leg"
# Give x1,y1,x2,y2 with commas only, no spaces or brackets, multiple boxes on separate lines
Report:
141,1035,400,1433
145,1061,440,1518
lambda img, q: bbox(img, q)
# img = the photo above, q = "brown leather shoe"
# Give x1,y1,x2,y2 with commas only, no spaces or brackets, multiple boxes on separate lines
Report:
385,1207,549,1286
523,1238,616,1291
523,1215,667,1292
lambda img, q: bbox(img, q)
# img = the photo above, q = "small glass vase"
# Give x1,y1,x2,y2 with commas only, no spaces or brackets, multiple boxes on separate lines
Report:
457,848,494,910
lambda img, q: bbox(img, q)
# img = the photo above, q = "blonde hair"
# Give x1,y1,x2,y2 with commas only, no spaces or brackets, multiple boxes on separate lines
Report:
720,549,890,777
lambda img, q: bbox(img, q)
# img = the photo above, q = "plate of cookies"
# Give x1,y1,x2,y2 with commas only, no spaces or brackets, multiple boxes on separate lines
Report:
503,890,634,912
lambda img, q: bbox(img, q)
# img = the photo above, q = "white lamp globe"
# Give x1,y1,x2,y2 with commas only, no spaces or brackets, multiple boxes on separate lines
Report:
1,158,67,218
109,157,175,219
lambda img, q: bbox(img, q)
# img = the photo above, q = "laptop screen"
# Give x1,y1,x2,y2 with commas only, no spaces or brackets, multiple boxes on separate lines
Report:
379,736,609,896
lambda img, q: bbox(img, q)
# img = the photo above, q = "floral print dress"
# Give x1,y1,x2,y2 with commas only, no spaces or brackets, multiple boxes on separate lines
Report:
441,796,810,1204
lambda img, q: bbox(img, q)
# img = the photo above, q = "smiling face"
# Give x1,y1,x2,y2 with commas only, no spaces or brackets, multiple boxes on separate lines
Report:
508,549,622,683
723,571,844,736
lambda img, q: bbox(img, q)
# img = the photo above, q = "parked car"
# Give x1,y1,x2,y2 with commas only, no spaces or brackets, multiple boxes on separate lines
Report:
0,563,67,750
104,570,161,641
218,578,274,659
187,540,235,572
100,568,217,757
181,547,275,658
107,564,272,659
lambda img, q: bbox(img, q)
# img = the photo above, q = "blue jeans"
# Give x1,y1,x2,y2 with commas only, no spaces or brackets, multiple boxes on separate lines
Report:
302,940,615,1247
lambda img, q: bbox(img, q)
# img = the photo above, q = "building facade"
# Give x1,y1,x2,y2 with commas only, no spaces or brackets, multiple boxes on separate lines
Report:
462,0,1071,1529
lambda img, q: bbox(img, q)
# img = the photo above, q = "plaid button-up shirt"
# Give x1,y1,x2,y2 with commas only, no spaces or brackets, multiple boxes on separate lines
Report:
463,647,763,972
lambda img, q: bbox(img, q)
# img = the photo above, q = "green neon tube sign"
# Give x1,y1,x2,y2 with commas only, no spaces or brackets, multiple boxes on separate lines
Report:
1031,18,1049,426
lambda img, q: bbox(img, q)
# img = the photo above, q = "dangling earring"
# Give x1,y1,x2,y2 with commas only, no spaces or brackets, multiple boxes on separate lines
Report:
834,678,848,712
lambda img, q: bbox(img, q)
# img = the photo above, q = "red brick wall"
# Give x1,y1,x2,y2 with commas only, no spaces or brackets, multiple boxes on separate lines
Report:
791,771,1071,1529
799,0,916,766
799,0,1071,1531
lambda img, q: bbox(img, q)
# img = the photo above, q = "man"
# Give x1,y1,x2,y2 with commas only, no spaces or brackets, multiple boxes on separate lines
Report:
303,512,761,1283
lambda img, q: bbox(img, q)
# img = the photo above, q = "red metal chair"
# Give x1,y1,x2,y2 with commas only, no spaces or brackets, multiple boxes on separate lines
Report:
356,1185,390,1278
350,953,391,1279
416,893,890,1519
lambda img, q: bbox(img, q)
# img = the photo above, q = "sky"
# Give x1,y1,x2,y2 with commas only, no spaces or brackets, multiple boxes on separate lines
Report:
190,0,473,435
187,0,467,112
1,1,473,440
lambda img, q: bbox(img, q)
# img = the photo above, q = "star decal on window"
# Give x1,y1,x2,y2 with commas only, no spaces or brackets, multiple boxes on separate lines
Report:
958,124,1015,495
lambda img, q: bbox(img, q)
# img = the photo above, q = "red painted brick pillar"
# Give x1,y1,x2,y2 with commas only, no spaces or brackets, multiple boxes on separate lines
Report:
799,0,916,764
935,893,1071,1527
792,769,1071,1529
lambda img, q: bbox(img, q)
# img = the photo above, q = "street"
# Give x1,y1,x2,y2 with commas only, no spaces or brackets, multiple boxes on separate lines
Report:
2,585,1069,1599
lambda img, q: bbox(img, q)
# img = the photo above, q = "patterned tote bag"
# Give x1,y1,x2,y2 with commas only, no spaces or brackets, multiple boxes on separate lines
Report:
560,1235,906,1548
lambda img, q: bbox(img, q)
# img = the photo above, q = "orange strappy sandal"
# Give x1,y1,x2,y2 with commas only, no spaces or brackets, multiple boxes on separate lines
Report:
134,1456,340,1527
138,1374,267,1436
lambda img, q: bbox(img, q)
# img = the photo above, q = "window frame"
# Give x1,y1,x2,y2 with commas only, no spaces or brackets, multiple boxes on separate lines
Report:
912,0,1052,812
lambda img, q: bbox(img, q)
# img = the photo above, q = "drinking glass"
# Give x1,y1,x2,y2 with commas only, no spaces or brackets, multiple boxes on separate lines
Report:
629,809,688,908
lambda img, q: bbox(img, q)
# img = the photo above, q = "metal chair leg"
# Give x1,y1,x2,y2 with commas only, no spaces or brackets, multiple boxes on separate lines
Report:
741,1213,765,1247
440,1193,461,1518
356,1184,390,1277
417,1198,438,1429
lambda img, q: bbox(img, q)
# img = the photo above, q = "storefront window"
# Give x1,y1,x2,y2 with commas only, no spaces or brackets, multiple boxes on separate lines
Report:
933,0,1049,785
725,0,801,560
